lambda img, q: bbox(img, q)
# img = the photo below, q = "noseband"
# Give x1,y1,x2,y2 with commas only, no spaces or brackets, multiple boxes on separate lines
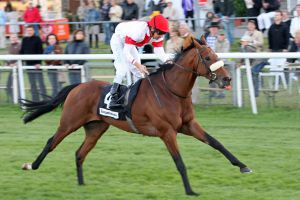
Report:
173,47,218,82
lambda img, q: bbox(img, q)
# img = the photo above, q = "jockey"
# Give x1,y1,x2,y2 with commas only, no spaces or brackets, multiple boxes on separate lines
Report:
109,14,170,108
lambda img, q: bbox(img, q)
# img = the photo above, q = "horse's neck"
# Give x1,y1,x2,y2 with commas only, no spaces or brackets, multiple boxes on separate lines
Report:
164,63,197,98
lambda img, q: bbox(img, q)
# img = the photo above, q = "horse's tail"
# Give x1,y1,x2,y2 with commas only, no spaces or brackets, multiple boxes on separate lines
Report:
21,83,80,124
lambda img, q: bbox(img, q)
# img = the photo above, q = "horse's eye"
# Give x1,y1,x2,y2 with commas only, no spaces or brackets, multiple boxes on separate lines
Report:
205,57,210,61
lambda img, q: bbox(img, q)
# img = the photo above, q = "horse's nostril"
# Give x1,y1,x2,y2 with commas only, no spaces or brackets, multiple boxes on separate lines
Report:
223,77,231,82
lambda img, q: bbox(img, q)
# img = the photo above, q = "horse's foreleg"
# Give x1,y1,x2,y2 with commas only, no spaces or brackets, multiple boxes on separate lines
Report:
75,121,109,185
161,132,198,196
181,120,252,173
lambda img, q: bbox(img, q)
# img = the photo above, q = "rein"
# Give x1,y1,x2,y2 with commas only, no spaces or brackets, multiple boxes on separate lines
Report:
162,45,218,99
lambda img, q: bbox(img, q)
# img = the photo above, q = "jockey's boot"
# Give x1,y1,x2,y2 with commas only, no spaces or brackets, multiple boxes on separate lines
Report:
109,83,122,109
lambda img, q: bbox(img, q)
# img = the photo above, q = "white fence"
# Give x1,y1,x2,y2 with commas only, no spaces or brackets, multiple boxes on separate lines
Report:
1,53,300,114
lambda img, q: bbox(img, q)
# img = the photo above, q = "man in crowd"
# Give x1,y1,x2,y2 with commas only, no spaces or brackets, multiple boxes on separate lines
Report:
20,25,45,101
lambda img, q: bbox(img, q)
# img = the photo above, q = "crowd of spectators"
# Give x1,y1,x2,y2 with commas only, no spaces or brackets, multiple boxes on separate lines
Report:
1,0,300,102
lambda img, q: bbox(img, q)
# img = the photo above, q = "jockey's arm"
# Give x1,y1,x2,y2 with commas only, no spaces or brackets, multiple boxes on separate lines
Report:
123,44,149,75
153,46,169,63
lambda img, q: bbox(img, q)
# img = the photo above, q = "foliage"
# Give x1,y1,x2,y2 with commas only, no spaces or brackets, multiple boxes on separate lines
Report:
234,0,247,17
0,105,300,199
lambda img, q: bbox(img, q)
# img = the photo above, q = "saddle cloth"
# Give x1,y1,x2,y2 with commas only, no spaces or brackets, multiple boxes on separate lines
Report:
98,79,142,120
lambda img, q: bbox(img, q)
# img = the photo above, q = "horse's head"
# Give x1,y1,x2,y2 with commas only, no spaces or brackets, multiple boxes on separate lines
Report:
181,35,231,90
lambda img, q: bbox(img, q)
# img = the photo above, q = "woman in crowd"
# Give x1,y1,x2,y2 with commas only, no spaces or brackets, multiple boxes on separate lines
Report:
109,0,123,32
44,33,63,97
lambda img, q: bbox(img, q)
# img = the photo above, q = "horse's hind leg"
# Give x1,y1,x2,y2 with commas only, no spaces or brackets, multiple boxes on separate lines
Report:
181,120,252,173
75,121,109,185
22,122,82,170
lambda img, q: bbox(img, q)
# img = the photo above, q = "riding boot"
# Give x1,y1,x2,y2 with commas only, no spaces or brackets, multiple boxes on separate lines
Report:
109,83,122,108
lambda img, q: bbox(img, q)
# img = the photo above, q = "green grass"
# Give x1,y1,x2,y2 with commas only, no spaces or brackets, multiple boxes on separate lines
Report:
0,105,299,199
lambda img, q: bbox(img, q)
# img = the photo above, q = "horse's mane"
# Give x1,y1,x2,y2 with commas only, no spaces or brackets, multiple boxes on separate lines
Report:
150,38,204,76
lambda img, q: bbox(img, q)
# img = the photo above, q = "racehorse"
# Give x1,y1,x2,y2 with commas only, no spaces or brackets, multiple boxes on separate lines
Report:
21,35,252,196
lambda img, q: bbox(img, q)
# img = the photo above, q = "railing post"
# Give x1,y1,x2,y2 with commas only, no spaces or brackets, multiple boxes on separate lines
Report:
17,60,26,100
12,65,18,104
81,65,86,83
236,65,242,108
245,58,258,114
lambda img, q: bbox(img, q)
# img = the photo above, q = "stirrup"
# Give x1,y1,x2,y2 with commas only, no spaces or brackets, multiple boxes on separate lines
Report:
109,95,122,108
109,101,122,109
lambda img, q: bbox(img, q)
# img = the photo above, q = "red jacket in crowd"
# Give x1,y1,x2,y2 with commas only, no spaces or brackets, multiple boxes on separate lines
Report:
23,7,42,23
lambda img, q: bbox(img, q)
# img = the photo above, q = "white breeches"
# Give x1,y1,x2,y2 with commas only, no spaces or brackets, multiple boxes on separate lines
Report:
110,33,143,85
257,12,275,30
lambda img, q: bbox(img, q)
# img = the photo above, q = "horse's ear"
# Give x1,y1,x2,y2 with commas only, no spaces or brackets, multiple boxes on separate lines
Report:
182,34,194,50
200,35,207,45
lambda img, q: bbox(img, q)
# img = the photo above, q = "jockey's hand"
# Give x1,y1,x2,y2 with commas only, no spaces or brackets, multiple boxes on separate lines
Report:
136,63,149,76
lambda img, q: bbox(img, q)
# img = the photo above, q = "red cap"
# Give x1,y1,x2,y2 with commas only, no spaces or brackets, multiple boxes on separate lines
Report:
148,14,169,33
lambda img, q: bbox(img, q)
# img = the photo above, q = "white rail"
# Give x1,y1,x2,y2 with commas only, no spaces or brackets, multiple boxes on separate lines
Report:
0,52,300,60
1,52,300,114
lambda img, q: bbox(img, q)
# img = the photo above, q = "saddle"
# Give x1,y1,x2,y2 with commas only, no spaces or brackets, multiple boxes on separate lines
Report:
98,79,142,121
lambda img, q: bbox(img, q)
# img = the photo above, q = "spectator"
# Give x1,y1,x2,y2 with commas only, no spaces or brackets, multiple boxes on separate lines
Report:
6,33,21,103
282,10,291,31
64,9,76,32
165,26,184,54
100,0,111,45
86,1,101,48
240,35,266,97
109,0,123,33
268,10,289,52
77,1,88,29
257,0,280,32
213,0,235,44
20,25,45,102
121,0,139,20
290,4,300,38
287,29,300,84
244,0,262,26
140,44,157,69
178,22,192,39
205,22,220,51
203,11,215,36
146,0,166,15
215,29,230,53
242,20,264,52
64,29,90,84
0,6,6,49
182,0,195,32
288,29,300,63
23,2,42,36
44,34,63,97
241,22,267,97
210,29,230,99
163,0,179,20
5,2,20,35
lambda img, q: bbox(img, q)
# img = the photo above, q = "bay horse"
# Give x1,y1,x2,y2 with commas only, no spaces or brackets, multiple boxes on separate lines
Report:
21,35,251,195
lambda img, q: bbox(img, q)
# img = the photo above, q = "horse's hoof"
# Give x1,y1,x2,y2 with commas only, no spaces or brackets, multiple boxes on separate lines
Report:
240,167,252,174
186,191,200,196
22,163,32,170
